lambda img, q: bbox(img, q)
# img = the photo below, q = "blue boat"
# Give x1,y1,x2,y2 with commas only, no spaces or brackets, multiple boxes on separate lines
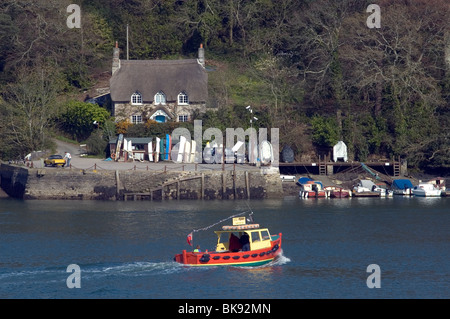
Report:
392,179,414,196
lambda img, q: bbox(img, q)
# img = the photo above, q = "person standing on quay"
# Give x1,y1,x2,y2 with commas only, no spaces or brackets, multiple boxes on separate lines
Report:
64,152,71,167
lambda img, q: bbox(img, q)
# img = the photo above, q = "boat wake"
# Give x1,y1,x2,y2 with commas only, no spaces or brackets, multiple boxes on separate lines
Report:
1,252,290,290
271,250,291,266
90,261,188,277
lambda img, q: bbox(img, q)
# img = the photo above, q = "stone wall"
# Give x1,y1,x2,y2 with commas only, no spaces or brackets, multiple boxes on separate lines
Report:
0,164,283,200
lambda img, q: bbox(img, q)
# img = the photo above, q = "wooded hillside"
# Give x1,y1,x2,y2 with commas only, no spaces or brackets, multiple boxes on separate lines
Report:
0,0,449,171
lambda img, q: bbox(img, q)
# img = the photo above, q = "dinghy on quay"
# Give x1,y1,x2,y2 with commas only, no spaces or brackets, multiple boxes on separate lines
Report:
174,212,282,267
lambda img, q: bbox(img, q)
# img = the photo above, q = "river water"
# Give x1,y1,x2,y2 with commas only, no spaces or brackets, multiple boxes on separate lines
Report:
0,196,449,299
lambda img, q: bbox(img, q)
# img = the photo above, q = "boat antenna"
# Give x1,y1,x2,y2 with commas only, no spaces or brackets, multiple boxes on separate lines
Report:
245,201,254,223
186,209,253,247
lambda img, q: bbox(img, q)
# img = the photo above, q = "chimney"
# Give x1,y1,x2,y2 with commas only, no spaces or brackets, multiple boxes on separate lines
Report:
198,43,205,67
112,41,120,75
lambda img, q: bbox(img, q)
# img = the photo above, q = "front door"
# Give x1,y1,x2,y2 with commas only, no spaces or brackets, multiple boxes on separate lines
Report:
155,115,166,123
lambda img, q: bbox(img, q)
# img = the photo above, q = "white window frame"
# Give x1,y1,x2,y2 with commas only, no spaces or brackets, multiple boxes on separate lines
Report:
154,91,166,105
177,92,189,105
131,114,143,124
131,92,143,105
178,114,189,122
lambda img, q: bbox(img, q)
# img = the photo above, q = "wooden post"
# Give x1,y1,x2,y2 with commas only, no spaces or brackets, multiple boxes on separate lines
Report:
245,171,250,199
201,173,205,200
222,172,226,199
115,170,120,200
222,143,225,171
233,171,236,199
177,181,180,200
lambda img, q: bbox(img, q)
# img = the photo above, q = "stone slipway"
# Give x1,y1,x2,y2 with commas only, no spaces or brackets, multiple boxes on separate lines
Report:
0,163,283,200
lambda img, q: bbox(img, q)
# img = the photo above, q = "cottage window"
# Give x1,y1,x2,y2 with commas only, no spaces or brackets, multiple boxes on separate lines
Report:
178,92,189,105
131,115,143,124
131,92,143,105
154,91,166,105
178,115,189,122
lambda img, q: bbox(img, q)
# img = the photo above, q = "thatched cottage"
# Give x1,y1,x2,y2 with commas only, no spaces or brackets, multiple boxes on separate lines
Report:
109,42,208,124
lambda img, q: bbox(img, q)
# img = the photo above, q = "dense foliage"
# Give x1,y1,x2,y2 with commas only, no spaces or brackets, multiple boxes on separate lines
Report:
0,0,449,170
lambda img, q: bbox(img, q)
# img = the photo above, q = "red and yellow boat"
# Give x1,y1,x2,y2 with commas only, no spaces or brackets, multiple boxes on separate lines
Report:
174,215,282,267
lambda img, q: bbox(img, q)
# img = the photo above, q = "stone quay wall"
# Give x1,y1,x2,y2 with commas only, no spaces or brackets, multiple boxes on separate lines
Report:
0,164,283,200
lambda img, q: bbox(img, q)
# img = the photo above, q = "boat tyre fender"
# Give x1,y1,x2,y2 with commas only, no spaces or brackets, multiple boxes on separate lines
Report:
272,244,279,253
200,254,210,263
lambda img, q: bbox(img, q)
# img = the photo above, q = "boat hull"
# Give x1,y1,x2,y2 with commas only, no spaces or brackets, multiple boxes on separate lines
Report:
330,190,350,198
412,183,442,197
393,189,412,196
412,190,442,197
299,191,327,198
174,234,282,267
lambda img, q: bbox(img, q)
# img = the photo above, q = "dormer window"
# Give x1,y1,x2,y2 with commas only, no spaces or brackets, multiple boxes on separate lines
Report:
178,92,189,105
154,91,166,105
131,92,142,105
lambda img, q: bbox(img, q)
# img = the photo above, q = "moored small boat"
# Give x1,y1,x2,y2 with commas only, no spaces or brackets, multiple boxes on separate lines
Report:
353,179,391,197
391,179,414,196
174,213,282,267
324,186,351,198
299,180,328,198
412,183,442,197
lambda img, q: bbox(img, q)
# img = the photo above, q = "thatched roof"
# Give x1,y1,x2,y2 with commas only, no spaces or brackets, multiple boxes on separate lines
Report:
110,59,208,103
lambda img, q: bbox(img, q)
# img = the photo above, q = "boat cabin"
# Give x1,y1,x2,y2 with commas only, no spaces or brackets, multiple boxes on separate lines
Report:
214,227,272,252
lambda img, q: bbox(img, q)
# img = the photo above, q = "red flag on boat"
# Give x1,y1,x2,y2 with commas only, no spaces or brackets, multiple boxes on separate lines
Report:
187,233,193,246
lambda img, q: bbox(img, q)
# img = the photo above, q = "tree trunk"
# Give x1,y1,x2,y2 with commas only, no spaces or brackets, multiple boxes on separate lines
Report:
445,31,450,71
229,0,234,46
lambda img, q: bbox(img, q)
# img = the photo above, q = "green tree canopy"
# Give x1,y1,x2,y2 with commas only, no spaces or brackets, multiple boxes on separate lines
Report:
60,101,111,141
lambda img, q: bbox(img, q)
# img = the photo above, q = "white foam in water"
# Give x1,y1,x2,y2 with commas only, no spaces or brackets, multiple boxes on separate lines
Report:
250,249,291,268
99,261,186,276
271,250,291,266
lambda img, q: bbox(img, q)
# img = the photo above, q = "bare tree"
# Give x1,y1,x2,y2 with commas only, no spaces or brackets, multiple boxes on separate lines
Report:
1,64,63,156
